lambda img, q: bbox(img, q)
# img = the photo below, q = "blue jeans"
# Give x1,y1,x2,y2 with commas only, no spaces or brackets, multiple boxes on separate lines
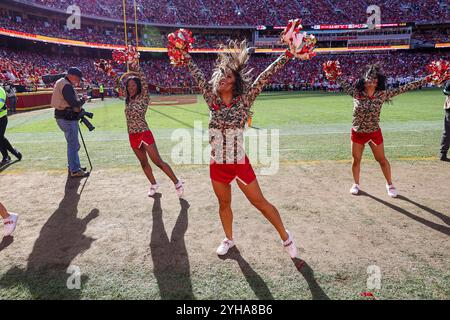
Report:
56,119,81,173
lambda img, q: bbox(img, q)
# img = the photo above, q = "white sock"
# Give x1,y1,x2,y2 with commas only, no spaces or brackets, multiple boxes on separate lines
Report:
283,231,292,246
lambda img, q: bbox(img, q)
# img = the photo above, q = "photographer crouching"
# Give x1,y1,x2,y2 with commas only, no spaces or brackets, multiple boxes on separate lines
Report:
50,67,90,178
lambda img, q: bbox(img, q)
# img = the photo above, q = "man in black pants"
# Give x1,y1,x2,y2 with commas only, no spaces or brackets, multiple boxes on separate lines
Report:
5,82,17,115
440,81,450,162
0,84,22,165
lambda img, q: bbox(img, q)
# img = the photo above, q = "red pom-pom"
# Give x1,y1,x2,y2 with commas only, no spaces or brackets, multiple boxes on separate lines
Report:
112,50,127,65
112,46,140,69
281,18,303,44
167,29,194,67
426,60,450,85
323,60,342,81
281,19,316,60
95,59,117,77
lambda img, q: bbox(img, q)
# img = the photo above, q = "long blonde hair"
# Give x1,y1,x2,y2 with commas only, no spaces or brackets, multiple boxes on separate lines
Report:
209,40,253,96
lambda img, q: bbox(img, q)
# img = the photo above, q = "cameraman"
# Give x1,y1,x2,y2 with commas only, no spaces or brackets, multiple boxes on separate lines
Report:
51,67,89,178
440,81,450,162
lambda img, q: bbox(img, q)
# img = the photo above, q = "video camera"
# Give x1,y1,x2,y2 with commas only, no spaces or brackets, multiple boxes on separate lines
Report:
42,73,67,85
79,109,95,131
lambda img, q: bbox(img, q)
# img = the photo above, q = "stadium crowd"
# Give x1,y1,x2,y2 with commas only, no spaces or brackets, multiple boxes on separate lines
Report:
1,13,448,51
1,46,445,92
0,48,115,88
412,29,450,44
0,14,249,48
24,0,448,25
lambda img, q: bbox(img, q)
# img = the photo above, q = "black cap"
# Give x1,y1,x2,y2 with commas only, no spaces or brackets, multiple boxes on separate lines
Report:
67,67,85,81
444,81,450,96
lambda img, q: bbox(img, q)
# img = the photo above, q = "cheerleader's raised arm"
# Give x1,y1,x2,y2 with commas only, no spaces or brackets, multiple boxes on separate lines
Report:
336,78,356,97
186,57,216,110
384,60,450,100
382,77,428,101
245,52,292,106
323,60,355,97
167,28,216,110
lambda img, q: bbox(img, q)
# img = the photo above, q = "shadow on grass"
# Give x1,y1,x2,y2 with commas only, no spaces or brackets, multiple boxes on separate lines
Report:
292,258,330,300
360,191,450,236
0,177,98,299
219,247,274,300
170,105,210,117
150,194,194,299
397,195,450,226
0,236,13,252
150,108,196,129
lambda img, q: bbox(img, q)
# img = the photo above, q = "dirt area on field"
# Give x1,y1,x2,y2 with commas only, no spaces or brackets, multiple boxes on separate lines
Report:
150,95,197,106
0,161,449,299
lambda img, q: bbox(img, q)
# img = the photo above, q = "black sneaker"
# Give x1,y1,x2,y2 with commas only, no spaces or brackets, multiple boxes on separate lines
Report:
440,154,450,162
1,156,11,165
68,167,87,174
70,170,90,178
12,149,22,161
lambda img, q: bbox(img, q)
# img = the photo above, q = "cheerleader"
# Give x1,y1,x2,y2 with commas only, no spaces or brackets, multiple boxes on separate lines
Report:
323,62,433,197
1,202,18,237
97,57,184,197
173,29,314,257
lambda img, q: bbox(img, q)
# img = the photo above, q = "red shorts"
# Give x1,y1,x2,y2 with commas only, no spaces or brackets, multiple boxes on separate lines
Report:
210,156,256,185
351,128,384,146
129,130,155,149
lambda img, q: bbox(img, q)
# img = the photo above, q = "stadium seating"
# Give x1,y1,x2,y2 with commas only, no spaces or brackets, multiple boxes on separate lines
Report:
23,0,449,25
1,47,445,91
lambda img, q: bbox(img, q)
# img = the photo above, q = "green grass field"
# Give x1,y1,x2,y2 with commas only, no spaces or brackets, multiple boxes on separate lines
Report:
5,89,446,172
1,89,449,301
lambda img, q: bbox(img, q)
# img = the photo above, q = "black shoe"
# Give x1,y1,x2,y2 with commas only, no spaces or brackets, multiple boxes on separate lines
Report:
70,169,90,178
12,149,22,161
440,154,450,162
68,167,87,174
1,156,11,165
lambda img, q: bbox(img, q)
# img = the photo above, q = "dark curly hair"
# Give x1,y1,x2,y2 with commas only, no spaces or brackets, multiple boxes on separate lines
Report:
355,64,387,94
125,76,142,104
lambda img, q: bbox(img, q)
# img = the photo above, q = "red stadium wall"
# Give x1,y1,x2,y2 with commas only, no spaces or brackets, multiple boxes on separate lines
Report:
8,89,105,112
13,91,52,111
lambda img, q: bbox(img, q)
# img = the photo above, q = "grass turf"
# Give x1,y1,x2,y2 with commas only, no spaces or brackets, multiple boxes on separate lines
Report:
4,89,446,172
1,89,449,300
